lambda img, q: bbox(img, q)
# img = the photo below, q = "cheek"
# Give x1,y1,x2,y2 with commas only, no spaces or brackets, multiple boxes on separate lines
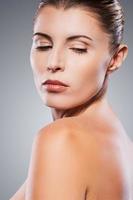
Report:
68,56,106,91
86,63,105,85
79,69,104,98
30,50,44,92
30,49,45,77
71,58,108,107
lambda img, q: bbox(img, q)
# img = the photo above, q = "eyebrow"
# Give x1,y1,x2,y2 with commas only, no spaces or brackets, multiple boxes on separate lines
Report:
33,32,93,43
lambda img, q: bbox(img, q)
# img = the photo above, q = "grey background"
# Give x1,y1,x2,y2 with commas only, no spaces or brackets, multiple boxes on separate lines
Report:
0,0,132,199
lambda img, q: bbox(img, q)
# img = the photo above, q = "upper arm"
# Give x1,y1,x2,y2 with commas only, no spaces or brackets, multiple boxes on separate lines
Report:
25,125,87,200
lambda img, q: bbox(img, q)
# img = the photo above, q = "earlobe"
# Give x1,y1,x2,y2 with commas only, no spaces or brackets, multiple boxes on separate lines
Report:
106,65,119,75
106,44,128,75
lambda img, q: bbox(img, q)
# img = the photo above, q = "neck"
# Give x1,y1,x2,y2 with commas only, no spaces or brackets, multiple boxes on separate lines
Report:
51,95,110,121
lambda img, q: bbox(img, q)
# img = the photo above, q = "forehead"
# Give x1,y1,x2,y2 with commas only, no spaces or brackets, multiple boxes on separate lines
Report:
34,6,109,43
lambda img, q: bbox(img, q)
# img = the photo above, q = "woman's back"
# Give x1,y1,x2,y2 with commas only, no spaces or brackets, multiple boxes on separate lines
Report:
59,112,133,199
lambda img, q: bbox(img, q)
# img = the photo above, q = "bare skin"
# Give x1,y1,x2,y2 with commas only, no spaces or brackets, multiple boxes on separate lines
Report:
10,5,133,200
10,101,133,199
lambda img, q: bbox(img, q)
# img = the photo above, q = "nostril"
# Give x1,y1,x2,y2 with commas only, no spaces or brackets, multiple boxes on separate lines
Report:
47,66,62,72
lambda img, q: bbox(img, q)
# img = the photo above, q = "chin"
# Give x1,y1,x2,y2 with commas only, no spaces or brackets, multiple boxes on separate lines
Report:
43,100,72,110
41,97,65,109
41,96,88,111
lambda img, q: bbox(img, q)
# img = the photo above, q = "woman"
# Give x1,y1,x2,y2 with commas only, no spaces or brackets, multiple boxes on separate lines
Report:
10,0,133,199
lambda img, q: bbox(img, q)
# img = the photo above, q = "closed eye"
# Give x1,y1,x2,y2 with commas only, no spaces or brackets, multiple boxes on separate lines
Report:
35,46,52,51
35,46,88,55
70,48,88,55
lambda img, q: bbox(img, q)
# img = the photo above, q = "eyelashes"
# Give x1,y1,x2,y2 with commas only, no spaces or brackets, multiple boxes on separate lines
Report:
71,48,88,55
35,46,51,51
35,46,88,55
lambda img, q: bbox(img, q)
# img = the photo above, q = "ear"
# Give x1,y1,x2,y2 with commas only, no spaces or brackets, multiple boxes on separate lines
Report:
107,44,128,75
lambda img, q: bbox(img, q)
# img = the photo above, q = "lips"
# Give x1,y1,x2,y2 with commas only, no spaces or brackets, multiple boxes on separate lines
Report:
42,79,68,87
42,79,69,92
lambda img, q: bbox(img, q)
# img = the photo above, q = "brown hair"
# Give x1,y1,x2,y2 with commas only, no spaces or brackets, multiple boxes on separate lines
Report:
33,0,125,54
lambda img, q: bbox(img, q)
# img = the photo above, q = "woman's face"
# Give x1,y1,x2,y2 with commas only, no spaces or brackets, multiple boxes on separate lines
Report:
30,6,112,110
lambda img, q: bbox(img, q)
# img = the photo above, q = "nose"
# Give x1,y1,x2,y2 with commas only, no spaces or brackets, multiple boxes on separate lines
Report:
46,49,65,73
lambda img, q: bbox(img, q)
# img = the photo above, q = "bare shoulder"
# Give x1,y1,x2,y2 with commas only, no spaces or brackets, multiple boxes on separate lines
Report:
34,118,77,148
26,118,133,199
39,117,76,135
26,118,87,200
10,118,78,200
